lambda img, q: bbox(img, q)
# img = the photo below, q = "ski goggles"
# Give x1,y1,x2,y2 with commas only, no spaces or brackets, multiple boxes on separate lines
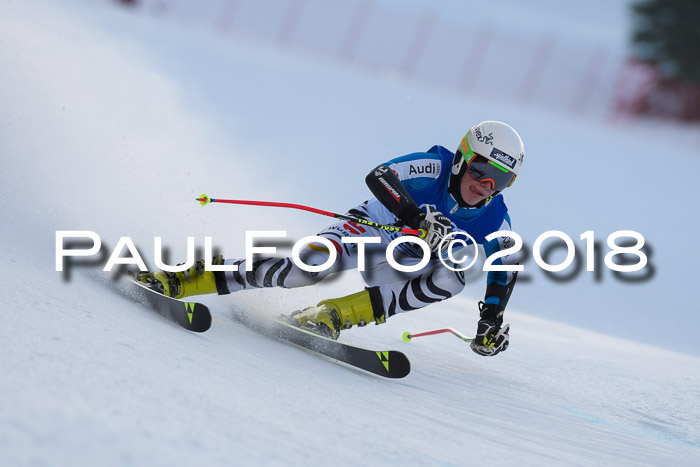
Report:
458,138,517,191
465,154,517,191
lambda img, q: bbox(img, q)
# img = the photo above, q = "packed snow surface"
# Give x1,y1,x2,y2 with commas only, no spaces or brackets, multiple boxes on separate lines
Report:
2,1,699,465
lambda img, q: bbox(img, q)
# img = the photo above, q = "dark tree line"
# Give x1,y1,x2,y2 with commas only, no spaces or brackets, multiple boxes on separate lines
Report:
632,0,700,84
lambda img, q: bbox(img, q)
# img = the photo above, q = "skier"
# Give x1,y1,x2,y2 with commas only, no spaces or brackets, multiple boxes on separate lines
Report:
138,121,523,357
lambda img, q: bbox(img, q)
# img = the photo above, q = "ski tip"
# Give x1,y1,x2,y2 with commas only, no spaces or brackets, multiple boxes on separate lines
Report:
402,331,412,343
198,193,211,205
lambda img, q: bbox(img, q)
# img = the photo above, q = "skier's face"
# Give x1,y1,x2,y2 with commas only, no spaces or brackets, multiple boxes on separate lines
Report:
460,171,495,205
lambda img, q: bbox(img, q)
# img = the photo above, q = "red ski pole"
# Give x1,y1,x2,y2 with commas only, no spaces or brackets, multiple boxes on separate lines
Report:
402,328,473,343
196,193,427,238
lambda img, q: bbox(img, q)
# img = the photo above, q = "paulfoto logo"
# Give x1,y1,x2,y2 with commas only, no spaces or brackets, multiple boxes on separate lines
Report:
55,229,649,276
55,194,651,282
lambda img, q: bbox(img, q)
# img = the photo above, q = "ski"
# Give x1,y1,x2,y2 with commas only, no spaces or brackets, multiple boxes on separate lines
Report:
129,280,212,332
113,276,406,375
234,312,410,379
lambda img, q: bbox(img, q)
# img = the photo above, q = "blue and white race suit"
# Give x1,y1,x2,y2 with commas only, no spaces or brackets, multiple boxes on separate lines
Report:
224,145,518,319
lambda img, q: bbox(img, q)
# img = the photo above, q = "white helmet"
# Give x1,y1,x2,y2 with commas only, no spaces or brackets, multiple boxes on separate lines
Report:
451,121,524,192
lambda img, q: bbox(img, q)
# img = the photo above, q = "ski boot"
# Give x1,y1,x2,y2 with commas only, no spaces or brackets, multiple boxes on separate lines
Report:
135,255,230,299
286,288,386,340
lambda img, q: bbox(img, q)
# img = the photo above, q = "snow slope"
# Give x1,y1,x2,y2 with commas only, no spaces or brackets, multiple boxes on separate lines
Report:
58,0,700,356
1,1,699,465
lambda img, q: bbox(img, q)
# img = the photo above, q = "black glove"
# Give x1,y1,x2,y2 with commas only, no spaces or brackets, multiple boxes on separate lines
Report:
470,302,510,357
420,206,453,253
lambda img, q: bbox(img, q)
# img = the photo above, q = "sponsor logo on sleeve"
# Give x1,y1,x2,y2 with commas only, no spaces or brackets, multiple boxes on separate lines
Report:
406,160,441,178
374,166,389,176
378,177,401,201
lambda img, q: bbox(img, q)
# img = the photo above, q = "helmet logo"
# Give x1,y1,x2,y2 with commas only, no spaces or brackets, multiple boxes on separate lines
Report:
474,127,494,145
489,147,517,170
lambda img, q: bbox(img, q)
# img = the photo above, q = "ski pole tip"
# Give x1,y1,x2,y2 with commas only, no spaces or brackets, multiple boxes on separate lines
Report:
198,194,211,206
402,331,413,343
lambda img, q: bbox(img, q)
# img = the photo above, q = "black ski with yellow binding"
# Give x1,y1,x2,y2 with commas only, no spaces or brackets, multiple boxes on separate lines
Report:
233,311,411,379
125,278,406,376
131,280,211,332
